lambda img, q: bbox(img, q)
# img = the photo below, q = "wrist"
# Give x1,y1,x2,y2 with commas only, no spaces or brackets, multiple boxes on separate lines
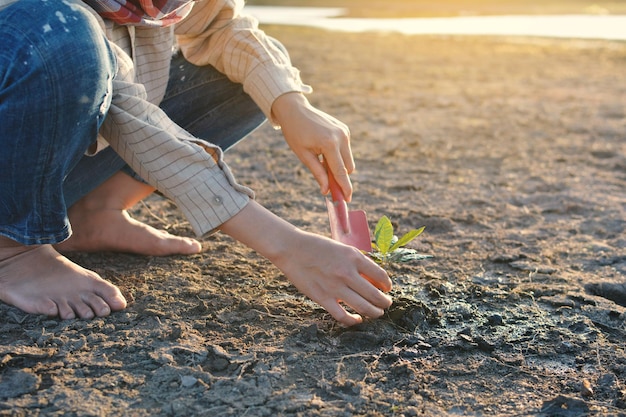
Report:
219,200,301,264
271,92,308,124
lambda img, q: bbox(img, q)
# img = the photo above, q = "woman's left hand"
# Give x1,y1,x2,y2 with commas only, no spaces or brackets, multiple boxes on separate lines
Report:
271,92,355,202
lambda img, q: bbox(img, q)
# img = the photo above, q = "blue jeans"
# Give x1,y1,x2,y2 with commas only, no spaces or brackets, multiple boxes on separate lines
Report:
0,0,266,246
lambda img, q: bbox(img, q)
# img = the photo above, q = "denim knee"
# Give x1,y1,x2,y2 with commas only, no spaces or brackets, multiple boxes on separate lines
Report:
0,0,116,112
0,0,117,245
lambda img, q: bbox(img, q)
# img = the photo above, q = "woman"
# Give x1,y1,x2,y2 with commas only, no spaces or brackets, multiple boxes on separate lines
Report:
0,0,391,326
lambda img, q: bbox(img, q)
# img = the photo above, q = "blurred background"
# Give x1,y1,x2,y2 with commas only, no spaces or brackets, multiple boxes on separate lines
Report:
244,0,626,17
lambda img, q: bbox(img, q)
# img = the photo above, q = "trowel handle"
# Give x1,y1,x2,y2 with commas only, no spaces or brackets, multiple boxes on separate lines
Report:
326,165,345,203
325,160,350,233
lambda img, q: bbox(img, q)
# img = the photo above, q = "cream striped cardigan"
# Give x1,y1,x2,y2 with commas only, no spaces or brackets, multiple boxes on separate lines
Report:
0,0,312,236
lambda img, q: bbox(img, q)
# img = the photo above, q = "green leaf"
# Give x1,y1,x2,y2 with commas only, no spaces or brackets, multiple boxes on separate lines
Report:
368,252,384,264
388,248,433,263
374,216,394,254
389,226,425,252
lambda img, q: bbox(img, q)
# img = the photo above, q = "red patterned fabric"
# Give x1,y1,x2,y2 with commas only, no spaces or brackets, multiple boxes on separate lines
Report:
83,0,194,27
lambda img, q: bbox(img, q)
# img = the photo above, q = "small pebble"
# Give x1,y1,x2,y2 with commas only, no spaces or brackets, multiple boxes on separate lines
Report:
581,379,594,397
180,375,198,388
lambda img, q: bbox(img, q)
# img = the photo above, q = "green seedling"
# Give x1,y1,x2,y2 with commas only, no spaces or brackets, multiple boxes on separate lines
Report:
369,215,432,268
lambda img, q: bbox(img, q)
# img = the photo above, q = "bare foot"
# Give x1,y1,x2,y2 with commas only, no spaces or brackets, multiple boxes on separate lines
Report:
0,244,127,319
56,171,202,256
55,208,203,256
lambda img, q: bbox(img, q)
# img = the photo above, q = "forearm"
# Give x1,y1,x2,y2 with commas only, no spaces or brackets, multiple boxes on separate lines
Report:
175,0,312,121
218,200,299,264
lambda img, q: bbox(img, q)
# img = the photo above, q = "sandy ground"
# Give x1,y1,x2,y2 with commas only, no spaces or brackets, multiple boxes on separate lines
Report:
1,25,626,417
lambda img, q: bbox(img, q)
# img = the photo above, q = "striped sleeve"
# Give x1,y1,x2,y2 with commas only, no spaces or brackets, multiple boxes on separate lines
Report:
174,0,312,125
100,42,254,237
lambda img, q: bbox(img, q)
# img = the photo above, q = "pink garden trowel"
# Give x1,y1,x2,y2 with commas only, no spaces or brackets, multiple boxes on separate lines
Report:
325,162,372,252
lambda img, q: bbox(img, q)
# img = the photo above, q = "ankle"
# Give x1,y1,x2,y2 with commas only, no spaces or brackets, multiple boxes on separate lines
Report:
71,172,155,213
0,237,32,261
69,193,108,212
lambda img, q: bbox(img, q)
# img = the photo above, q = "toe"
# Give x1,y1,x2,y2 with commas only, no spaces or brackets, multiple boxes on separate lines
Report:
98,285,127,312
84,293,112,317
154,234,202,256
74,302,96,320
33,298,59,317
182,238,203,254
57,301,76,320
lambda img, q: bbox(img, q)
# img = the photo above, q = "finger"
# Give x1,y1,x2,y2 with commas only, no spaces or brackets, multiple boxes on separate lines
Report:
322,298,363,327
349,273,393,310
338,126,355,175
323,153,353,202
358,255,393,292
339,287,387,319
303,153,329,194
358,279,393,309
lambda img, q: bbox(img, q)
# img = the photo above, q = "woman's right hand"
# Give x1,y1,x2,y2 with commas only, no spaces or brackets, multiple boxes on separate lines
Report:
219,200,393,326
272,229,392,326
